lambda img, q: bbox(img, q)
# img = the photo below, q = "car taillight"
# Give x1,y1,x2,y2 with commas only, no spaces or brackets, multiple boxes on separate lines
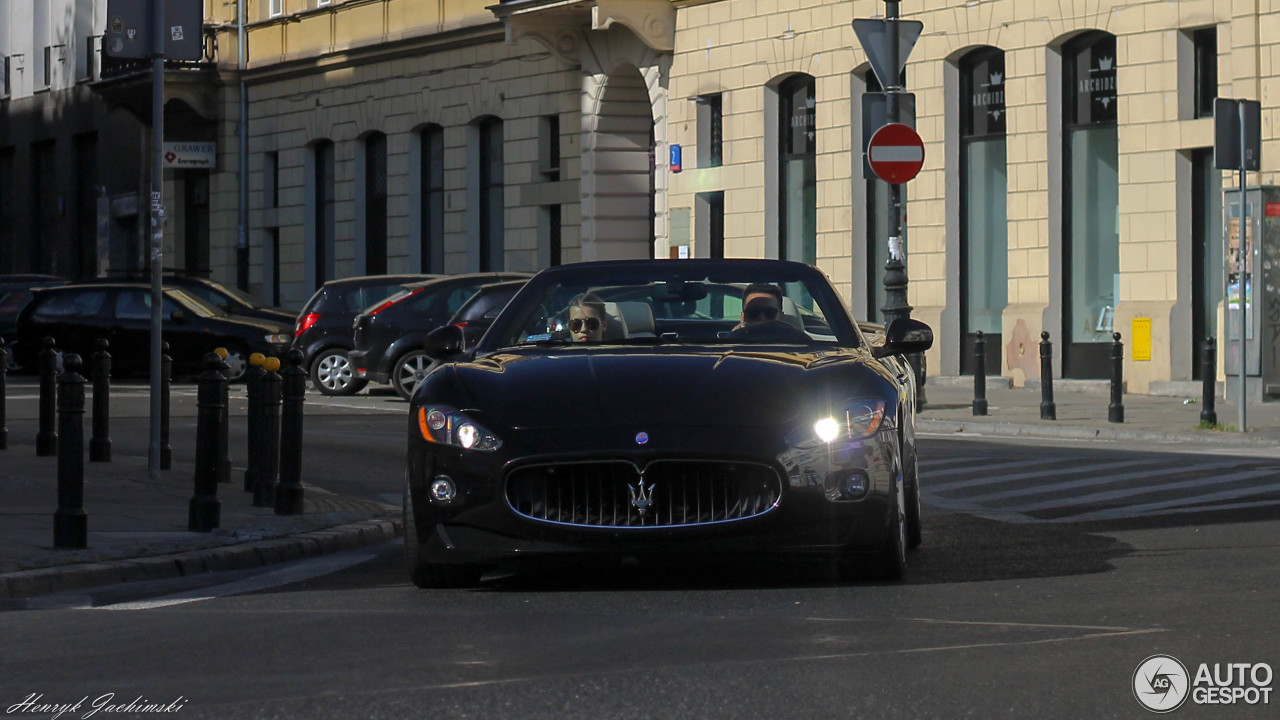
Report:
368,288,423,316
296,312,320,337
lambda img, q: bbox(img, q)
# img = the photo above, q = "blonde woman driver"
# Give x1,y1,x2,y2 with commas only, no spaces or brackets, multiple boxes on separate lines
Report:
566,293,609,342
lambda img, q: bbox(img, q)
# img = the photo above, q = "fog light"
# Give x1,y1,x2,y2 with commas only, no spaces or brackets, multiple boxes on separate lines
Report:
430,475,457,504
825,469,870,501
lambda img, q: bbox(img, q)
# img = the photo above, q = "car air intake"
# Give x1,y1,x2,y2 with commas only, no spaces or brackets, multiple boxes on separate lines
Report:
505,461,782,528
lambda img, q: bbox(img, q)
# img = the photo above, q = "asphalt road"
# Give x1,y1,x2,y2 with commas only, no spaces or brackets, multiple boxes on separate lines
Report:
2,380,1277,718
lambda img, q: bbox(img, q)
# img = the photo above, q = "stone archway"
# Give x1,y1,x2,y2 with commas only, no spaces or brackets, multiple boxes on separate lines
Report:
582,63,656,260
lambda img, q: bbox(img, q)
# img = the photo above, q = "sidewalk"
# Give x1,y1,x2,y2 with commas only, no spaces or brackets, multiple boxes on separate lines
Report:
2,376,1276,602
0,450,400,601
917,377,1280,447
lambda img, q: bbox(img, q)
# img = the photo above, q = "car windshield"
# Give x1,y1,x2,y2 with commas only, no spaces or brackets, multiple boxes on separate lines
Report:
167,289,223,317
479,261,859,351
187,279,263,309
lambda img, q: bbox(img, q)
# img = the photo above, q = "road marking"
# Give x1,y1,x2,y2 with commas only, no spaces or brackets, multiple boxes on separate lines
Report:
927,458,1155,492
945,460,1245,500
90,544,388,610
1066,480,1280,521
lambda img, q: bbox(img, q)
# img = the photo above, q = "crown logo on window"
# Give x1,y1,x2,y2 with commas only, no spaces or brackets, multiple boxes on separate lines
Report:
1098,56,1114,71
989,71,1003,86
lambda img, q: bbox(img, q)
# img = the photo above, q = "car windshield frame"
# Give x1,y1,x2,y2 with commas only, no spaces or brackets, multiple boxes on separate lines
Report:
190,278,263,309
476,260,862,353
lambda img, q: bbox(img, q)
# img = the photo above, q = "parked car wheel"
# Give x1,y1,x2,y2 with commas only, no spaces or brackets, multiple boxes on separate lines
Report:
4,341,26,373
392,350,437,401
310,348,366,396
905,451,923,551
222,347,249,381
403,476,482,589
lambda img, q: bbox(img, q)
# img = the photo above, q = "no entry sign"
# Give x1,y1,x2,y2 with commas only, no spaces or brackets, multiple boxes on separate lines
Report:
867,122,925,184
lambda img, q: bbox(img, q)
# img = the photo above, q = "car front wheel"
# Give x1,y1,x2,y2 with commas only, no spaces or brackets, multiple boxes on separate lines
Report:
311,348,367,396
392,350,437,401
403,475,482,589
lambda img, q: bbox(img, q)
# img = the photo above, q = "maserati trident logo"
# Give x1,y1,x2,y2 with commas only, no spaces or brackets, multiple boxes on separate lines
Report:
629,476,655,517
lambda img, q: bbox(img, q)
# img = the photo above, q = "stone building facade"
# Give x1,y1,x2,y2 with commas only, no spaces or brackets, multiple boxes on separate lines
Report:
3,0,1279,392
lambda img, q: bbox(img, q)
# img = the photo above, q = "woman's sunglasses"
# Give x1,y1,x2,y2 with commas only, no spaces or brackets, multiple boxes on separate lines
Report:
569,317,602,333
744,305,780,321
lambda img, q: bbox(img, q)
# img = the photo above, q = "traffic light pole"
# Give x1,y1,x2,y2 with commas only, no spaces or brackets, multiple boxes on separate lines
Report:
148,0,166,479
879,0,922,404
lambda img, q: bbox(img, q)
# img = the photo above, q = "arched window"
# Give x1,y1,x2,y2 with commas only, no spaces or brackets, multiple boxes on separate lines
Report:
478,117,504,271
778,74,816,266
418,125,445,274
1062,32,1119,378
959,47,1008,375
311,139,336,290
363,132,388,275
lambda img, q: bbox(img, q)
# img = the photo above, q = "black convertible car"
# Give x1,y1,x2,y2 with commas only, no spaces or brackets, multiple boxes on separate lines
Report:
404,259,932,587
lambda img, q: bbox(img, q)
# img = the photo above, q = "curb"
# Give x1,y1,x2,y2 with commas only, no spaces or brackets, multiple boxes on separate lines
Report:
917,418,1279,447
0,516,403,601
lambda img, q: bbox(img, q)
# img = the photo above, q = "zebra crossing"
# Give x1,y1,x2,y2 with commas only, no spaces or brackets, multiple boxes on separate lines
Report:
918,452,1280,523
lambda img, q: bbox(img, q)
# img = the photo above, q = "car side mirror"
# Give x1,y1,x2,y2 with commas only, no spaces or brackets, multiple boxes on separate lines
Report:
170,310,187,323
218,302,233,313
877,318,933,358
424,324,464,358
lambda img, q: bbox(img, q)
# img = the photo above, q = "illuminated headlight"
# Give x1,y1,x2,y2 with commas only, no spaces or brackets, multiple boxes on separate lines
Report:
264,333,291,344
790,399,888,447
417,405,502,451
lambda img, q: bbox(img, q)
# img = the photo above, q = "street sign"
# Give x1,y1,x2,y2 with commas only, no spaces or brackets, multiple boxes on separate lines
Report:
163,141,216,168
105,0,205,61
867,123,924,184
861,92,915,179
1214,98,1261,171
852,18,923,89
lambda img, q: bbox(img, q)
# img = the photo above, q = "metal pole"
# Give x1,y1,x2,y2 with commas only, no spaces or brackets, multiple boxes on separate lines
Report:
148,0,167,478
54,355,88,549
1237,102,1247,434
237,0,250,290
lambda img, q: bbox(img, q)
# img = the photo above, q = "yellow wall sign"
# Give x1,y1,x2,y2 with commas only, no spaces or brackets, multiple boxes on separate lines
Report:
1132,318,1152,361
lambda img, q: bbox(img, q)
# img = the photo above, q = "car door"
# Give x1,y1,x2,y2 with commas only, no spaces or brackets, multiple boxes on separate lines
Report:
108,288,157,374
25,288,111,366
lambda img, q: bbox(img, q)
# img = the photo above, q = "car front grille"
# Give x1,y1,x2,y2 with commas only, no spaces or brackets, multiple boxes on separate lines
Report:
505,461,782,528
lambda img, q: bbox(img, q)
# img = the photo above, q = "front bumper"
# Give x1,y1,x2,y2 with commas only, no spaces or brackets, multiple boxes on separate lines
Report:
405,424,899,569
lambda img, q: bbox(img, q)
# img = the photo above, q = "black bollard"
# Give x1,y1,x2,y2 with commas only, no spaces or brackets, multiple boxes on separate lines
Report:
54,354,88,549
189,353,224,532
1039,331,1056,421
243,354,266,493
0,337,8,450
255,357,283,508
160,342,172,470
1109,332,1125,423
37,337,58,456
275,349,306,516
214,347,231,484
1200,337,1218,426
89,339,112,462
972,331,988,416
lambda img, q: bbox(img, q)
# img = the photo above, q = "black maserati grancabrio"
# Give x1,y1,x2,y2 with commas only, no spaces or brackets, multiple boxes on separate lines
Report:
404,259,933,587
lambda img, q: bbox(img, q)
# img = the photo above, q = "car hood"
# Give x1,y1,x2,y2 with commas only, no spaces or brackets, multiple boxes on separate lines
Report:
449,348,892,430
205,314,291,334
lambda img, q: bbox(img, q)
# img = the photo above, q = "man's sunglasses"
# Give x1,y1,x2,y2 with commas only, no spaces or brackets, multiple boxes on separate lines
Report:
569,317,602,333
744,305,780,321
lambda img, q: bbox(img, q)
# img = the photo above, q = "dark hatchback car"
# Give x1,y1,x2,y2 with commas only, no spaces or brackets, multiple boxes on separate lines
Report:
421,279,528,369
1,274,67,372
80,272,296,325
292,274,438,396
403,259,933,588
349,272,531,401
14,283,293,379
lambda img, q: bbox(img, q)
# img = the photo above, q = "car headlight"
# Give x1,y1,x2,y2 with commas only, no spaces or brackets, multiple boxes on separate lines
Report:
417,405,502,451
264,333,291,344
788,399,887,447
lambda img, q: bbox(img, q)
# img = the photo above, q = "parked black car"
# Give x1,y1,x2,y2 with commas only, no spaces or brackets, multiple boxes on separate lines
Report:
292,274,439,396
1,274,68,372
350,272,531,400
80,272,296,325
421,279,528,369
14,283,293,379
403,259,934,588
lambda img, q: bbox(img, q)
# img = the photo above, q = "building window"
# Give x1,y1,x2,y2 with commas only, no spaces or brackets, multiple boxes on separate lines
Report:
959,47,1008,375
544,205,562,266
311,140,335,290
478,118,504,271
778,75,816,266
268,0,283,18
696,191,724,258
42,46,52,89
419,125,444,273
317,0,331,6
696,94,723,168
3,56,11,97
1063,31,1119,377
363,132,387,276
539,115,560,181
1191,148,1222,379
264,152,279,208
1193,27,1217,119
